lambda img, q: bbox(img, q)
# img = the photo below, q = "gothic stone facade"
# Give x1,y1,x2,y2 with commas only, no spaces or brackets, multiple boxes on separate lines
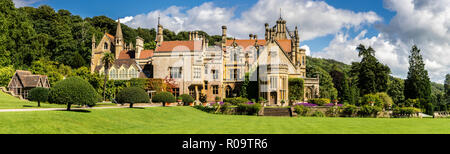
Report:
91,17,320,105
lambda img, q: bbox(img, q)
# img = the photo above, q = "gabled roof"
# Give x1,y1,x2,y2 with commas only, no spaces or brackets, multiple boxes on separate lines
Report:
155,40,203,52
8,70,49,88
224,39,292,53
106,33,115,41
118,50,154,60
94,59,141,72
275,40,292,53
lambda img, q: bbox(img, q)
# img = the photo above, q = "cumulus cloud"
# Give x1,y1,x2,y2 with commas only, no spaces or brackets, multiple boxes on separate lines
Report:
117,16,134,23
124,0,381,41
12,0,42,8
314,0,450,83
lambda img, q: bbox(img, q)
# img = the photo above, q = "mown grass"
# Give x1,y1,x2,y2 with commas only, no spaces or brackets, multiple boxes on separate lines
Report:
0,106,449,134
0,91,69,109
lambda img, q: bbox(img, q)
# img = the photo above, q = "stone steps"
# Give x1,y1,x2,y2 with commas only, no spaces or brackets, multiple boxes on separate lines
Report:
263,108,292,117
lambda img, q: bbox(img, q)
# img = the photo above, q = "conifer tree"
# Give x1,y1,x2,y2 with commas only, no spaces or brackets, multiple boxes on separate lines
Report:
404,45,431,102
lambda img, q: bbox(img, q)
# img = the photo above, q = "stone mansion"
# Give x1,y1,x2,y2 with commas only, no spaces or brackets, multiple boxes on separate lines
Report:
90,16,320,105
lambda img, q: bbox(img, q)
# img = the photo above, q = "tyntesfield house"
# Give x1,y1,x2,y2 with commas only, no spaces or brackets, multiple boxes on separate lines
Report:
90,16,320,106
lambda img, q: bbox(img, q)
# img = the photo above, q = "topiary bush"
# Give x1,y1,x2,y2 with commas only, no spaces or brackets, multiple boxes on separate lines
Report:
117,87,150,108
393,107,421,117
152,91,176,107
49,76,99,110
308,98,330,106
28,87,49,107
180,94,194,105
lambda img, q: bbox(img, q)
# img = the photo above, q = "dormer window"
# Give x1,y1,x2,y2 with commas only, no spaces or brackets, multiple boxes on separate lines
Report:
104,43,108,50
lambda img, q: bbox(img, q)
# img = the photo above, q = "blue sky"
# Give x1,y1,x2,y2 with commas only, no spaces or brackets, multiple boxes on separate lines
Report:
27,0,394,52
15,0,450,83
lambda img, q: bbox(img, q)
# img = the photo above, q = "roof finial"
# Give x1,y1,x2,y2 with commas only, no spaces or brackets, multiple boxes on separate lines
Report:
279,8,282,19
158,12,161,26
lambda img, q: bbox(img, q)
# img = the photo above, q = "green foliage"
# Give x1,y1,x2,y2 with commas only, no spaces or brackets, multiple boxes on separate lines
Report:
0,66,15,87
404,45,431,102
307,65,338,99
445,74,450,104
375,92,394,109
152,92,176,105
426,103,434,115
144,41,156,50
116,87,149,107
352,44,391,96
403,99,420,108
342,104,358,117
393,107,421,115
236,103,261,115
312,111,326,117
288,78,304,101
223,97,249,105
358,105,382,117
180,94,194,104
48,76,99,110
388,77,405,105
193,105,216,113
308,98,330,106
215,96,221,102
28,87,49,107
128,78,148,90
294,105,310,116
199,93,207,103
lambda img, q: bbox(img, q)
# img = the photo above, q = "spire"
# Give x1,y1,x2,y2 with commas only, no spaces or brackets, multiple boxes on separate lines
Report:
279,8,282,19
115,18,123,39
157,13,161,26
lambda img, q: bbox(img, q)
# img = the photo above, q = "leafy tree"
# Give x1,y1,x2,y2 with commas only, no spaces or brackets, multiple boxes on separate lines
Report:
445,74,450,104
144,41,156,50
288,78,304,102
101,52,115,101
404,45,431,103
0,66,15,87
352,44,390,96
49,76,99,110
152,91,176,107
387,77,405,105
307,65,337,99
329,65,345,99
180,94,194,105
28,87,49,107
116,87,150,108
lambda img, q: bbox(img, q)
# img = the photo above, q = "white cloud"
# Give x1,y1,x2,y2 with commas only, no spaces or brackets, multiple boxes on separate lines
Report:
12,0,42,8
124,0,381,41
313,0,450,83
301,45,311,56
117,16,134,23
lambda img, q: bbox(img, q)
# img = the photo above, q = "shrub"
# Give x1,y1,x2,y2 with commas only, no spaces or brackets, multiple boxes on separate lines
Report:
308,98,330,106
358,105,382,117
224,97,249,105
193,105,216,113
426,103,434,115
215,96,221,102
152,92,176,107
404,99,419,107
199,93,207,103
342,104,358,117
28,87,49,107
236,103,261,115
117,87,150,108
393,107,421,115
294,105,310,116
375,92,394,109
312,111,326,117
180,94,194,105
360,93,382,106
49,76,99,110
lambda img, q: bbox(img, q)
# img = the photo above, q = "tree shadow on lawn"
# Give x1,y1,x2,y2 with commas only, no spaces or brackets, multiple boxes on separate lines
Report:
130,107,146,109
56,109,91,113
23,105,34,108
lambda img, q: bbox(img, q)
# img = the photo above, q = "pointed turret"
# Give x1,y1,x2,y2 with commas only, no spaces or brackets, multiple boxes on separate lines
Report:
92,34,96,51
115,19,124,59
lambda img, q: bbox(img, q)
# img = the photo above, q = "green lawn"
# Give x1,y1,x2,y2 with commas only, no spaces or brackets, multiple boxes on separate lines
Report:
0,92,116,109
0,106,449,134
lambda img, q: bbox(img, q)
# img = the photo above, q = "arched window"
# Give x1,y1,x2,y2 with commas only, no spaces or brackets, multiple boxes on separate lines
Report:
109,68,117,80
129,67,137,78
119,68,126,79
104,43,108,50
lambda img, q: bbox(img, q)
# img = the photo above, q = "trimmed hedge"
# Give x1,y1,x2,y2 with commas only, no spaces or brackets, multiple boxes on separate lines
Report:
224,97,249,105
393,107,421,115
308,98,330,106
294,105,310,116
117,87,150,108
28,87,49,107
152,91,176,107
289,78,304,101
358,105,382,117
49,76,99,110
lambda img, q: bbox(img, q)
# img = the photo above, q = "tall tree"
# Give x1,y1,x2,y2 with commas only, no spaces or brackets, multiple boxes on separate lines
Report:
387,77,405,105
353,44,390,96
445,74,450,104
101,52,115,101
404,45,431,102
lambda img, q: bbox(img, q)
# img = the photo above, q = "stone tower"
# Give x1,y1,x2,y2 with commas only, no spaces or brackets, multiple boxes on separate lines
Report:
135,36,144,59
115,19,124,59
155,16,164,46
